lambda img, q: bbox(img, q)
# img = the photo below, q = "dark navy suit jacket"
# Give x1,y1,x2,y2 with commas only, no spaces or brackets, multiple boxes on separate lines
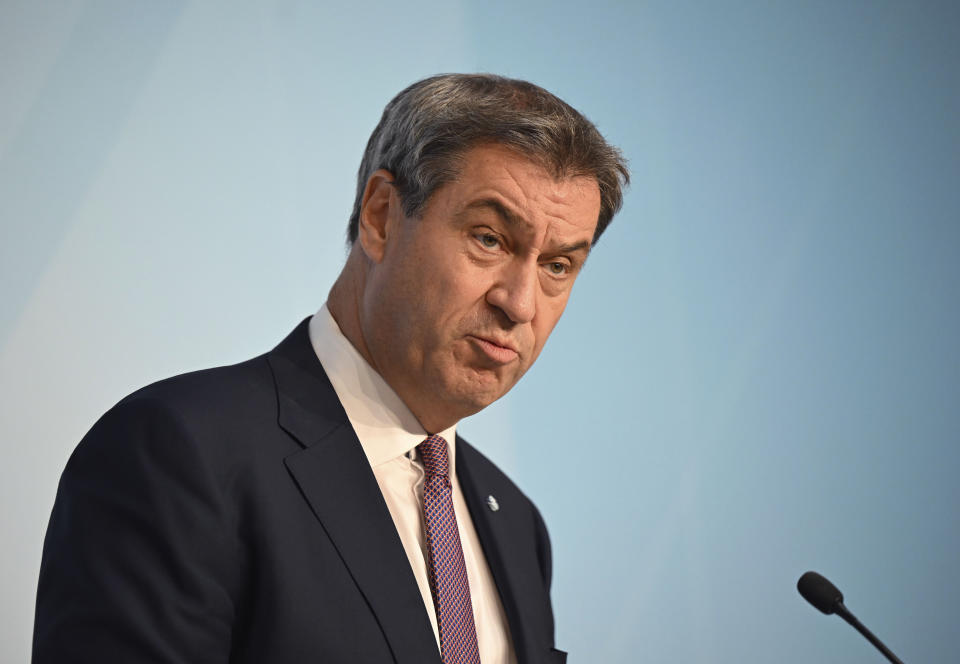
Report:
33,319,566,663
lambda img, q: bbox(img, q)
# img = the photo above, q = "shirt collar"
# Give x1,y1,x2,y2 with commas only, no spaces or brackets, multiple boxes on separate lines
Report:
308,303,457,471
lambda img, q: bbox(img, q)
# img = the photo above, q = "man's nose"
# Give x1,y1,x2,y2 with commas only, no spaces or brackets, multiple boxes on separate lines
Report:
486,260,537,324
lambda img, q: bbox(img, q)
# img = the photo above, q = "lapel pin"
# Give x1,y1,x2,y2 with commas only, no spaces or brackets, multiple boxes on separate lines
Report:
486,495,499,512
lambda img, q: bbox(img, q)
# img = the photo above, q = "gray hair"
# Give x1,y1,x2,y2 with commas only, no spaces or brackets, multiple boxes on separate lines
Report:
347,73,629,245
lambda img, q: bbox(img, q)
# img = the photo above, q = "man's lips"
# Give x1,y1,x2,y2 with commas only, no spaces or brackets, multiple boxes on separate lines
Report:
468,335,519,364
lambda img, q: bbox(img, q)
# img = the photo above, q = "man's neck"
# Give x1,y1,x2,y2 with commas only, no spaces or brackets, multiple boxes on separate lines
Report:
326,250,377,372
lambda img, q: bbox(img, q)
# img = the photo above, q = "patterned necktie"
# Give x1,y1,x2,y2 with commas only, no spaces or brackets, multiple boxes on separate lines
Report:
417,434,481,664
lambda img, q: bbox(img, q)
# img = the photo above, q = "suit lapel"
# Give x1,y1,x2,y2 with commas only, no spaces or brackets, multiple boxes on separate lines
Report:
268,320,441,664
456,436,551,664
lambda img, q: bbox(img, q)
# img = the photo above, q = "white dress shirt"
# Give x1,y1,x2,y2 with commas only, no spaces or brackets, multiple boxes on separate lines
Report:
308,304,517,663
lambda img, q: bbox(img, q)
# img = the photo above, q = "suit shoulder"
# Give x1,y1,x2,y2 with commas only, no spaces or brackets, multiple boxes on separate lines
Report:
72,352,281,470
119,353,273,414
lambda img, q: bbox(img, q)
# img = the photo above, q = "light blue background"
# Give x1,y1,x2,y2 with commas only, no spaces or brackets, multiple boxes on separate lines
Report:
3,1,958,662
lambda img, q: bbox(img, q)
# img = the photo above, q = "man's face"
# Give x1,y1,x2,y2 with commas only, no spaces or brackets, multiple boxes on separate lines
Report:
358,144,601,432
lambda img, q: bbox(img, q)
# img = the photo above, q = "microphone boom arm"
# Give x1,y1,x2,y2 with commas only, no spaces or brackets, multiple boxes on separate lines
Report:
833,601,904,664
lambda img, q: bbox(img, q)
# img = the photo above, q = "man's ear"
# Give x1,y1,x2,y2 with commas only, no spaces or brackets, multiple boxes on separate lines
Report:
357,169,400,264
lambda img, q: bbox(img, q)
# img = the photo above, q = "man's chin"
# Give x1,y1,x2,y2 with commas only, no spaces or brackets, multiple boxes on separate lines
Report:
447,370,517,413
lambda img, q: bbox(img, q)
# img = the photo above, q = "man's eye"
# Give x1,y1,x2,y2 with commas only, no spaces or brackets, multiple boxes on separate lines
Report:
477,234,500,249
546,262,569,276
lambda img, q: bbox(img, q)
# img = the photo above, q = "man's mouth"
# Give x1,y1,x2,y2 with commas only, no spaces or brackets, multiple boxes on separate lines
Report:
467,335,519,365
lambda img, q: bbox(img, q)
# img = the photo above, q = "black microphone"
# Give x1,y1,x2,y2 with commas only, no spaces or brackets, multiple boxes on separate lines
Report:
797,571,905,664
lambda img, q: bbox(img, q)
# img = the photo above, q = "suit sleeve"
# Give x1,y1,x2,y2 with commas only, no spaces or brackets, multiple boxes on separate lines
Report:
531,504,553,593
33,397,239,663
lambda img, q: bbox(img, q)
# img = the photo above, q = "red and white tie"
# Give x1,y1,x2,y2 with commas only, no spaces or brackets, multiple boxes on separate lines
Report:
417,435,481,664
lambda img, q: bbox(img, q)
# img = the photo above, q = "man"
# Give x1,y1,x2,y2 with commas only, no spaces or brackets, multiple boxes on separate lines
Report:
33,74,629,664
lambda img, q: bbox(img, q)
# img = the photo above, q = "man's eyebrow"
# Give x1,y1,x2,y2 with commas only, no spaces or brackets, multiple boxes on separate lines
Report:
463,198,529,229
462,198,593,256
555,239,591,256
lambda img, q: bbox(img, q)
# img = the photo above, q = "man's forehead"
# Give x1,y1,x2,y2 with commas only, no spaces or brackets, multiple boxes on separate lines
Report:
454,143,587,187
452,151,598,222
